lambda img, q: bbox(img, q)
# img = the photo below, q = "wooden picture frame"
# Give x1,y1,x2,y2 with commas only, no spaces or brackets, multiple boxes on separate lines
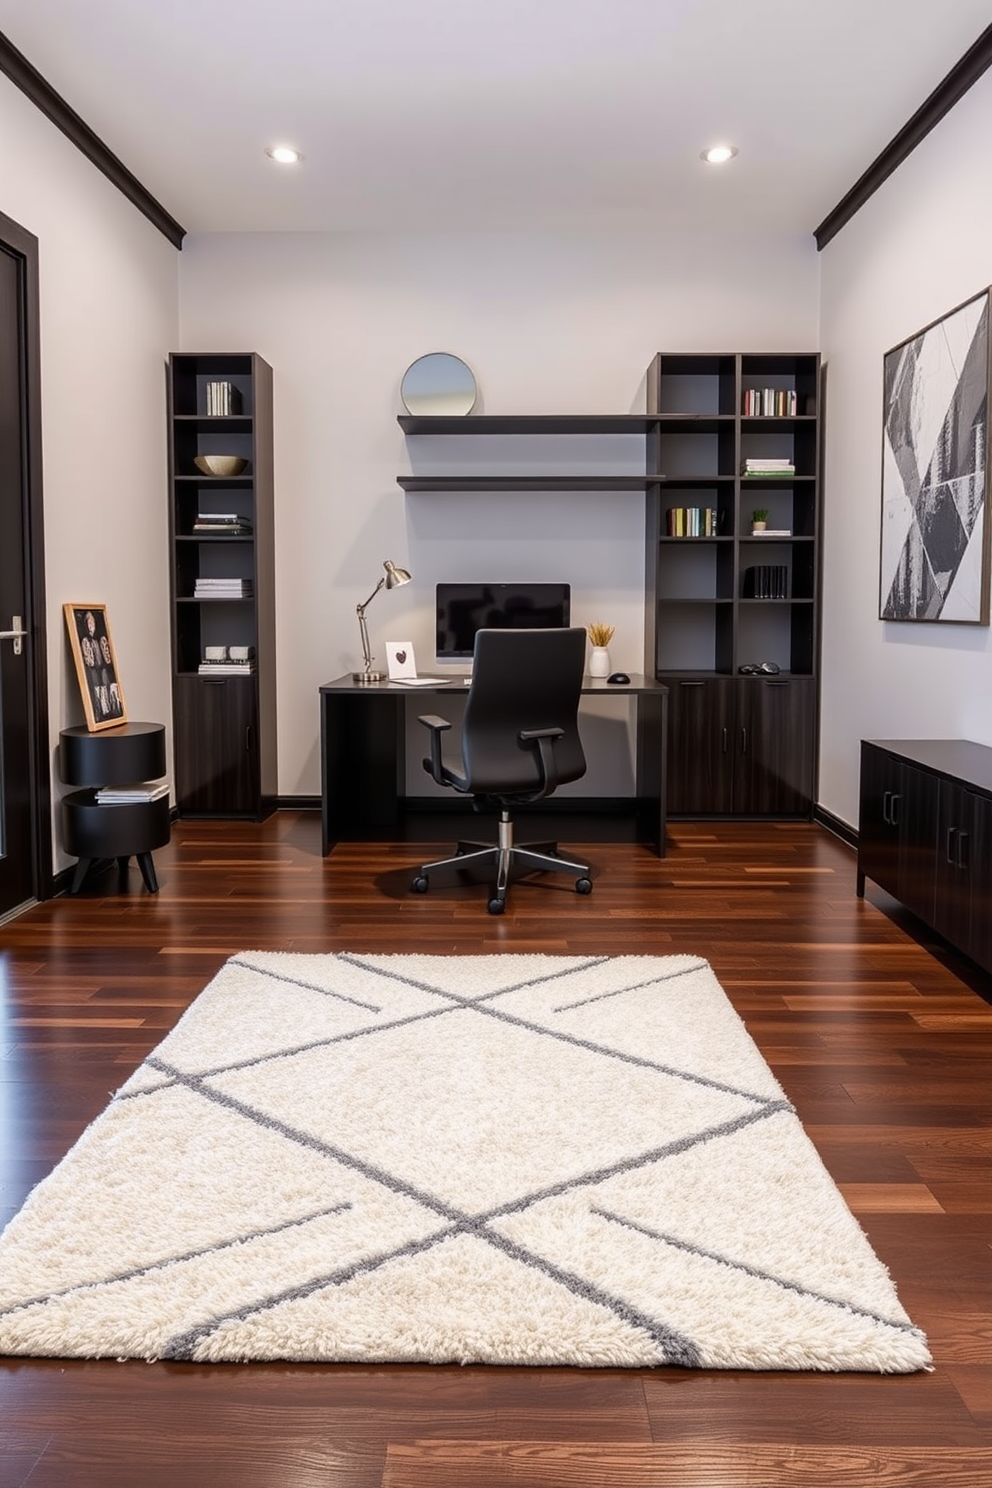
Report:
63,604,128,731
880,287,991,624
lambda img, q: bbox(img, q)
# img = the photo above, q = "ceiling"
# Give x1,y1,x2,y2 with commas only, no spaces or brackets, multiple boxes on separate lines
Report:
1,0,990,240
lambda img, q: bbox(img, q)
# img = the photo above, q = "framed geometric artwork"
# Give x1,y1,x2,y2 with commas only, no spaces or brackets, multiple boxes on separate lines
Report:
880,287,991,624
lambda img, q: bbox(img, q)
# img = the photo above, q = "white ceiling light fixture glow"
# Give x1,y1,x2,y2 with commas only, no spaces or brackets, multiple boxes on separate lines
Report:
265,145,303,165
701,144,738,165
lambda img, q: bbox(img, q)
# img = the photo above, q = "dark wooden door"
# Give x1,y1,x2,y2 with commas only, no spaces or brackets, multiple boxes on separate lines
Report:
0,222,49,915
173,676,259,816
666,677,734,814
735,677,814,816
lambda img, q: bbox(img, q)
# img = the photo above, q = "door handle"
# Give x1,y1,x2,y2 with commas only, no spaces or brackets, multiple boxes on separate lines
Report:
956,831,969,871
889,793,901,826
882,790,892,824
0,615,27,656
245,725,252,753
945,826,957,864
722,726,729,754
740,727,748,755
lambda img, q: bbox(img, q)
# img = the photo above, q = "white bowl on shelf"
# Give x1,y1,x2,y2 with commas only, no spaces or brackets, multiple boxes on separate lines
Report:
194,454,248,478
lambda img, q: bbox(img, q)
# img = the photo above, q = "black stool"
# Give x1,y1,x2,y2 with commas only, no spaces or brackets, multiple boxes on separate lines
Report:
59,723,170,893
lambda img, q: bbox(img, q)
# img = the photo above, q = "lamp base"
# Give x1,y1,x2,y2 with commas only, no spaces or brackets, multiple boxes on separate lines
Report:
352,670,387,684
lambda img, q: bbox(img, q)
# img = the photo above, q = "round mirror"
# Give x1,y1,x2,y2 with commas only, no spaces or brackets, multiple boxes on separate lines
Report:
400,352,478,417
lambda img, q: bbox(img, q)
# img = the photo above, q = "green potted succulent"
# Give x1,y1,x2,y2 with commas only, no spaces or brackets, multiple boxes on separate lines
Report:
751,508,770,534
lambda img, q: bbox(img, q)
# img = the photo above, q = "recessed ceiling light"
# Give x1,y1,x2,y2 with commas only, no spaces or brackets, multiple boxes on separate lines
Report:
266,145,303,165
701,144,738,165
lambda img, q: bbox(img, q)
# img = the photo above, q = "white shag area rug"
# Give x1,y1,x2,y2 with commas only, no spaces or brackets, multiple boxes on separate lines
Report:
0,952,930,1371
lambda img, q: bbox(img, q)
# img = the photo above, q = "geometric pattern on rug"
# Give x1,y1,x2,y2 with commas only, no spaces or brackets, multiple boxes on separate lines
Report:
0,953,931,1371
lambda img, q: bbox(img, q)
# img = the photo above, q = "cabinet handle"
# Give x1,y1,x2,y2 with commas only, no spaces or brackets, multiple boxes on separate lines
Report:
957,831,969,871
740,727,748,756
882,790,892,824
945,826,957,864
245,725,252,753
680,681,704,688
722,727,729,754
889,793,900,826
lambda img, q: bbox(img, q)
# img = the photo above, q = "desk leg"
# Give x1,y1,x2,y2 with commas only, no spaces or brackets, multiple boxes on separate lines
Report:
635,690,668,858
321,692,406,854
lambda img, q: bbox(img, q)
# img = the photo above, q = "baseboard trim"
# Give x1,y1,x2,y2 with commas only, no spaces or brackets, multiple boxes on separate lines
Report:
813,804,858,848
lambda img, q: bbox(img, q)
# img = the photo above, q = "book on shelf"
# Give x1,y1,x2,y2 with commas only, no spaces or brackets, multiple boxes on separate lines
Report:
742,564,789,600
742,388,798,417
665,505,718,537
751,528,792,536
204,381,243,416
193,579,253,593
95,782,170,805
197,662,256,674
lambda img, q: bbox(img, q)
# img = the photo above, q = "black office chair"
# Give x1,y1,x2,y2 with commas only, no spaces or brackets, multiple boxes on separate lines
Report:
411,627,593,915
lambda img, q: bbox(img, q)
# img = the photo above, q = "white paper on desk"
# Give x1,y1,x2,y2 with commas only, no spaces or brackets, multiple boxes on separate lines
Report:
388,677,451,686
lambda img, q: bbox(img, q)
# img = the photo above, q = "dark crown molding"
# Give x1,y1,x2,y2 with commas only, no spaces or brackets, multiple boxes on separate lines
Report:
815,23,992,250
0,29,185,250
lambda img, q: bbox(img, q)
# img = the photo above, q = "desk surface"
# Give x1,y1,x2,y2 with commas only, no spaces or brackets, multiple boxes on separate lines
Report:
320,673,666,696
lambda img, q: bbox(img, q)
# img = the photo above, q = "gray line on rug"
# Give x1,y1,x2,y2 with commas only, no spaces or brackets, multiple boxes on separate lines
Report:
161,1219,699,1368
339,954,783,1109
552,960,709,1011
337,951,614,1005
0,1202,354,1321
144,1055,467,1223
228,956,383,1011
470,1226,703,1368
117,1003,457,1102
591,1206,926,1339
161,1226,463,1361
480,1103,795,1222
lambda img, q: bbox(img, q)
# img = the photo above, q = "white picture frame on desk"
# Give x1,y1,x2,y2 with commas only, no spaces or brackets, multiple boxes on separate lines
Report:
384,640,418,681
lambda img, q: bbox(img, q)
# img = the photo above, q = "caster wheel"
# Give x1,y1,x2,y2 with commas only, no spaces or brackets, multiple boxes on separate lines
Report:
487,897,506,915
575,877,593,895
411,876,429,893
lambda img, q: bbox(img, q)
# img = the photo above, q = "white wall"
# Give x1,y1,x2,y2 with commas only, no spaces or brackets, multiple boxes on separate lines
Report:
819,69,992,828
0,74,179,867
179,228,819,796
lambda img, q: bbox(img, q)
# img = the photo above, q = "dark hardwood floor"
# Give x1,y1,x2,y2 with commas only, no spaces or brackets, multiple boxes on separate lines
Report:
0,813,989,1487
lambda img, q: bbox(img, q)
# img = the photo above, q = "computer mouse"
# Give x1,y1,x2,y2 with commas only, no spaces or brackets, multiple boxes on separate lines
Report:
607,672,630,685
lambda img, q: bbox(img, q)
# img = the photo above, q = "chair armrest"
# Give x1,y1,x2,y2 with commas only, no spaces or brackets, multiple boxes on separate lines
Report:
518,726,565,798
418,714,452,785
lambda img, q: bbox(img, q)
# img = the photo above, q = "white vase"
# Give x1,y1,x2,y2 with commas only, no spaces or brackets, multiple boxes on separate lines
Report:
589,646,611,678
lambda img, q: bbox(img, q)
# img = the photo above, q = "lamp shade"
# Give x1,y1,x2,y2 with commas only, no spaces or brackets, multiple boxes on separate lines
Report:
383,560,411,589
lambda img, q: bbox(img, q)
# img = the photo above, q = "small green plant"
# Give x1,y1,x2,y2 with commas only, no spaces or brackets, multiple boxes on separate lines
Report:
586,622,615,647
752,508,770,523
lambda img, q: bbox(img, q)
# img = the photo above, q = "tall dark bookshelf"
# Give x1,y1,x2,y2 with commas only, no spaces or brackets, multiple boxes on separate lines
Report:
167,353,276,817
644,352,821,817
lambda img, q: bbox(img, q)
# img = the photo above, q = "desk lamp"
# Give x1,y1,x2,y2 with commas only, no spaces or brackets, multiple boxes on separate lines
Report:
353,559,412,683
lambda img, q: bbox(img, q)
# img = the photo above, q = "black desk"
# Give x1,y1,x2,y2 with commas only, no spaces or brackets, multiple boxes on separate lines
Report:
319,674,668,858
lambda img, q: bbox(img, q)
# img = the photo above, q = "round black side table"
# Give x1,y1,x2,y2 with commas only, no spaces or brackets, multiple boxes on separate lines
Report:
59,722,170,893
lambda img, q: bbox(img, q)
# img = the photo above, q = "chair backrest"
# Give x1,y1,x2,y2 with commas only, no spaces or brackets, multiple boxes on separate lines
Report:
460,627,587,797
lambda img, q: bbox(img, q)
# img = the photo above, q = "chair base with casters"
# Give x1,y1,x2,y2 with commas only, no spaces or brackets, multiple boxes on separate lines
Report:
410,627,594,915
412,808,592,915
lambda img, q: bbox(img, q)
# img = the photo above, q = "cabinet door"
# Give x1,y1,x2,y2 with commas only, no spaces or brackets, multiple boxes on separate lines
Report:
735,677,814,816
173,675,260,817
966,793,992,973
895,764,938,924
858,743,901,894
665,677,734,814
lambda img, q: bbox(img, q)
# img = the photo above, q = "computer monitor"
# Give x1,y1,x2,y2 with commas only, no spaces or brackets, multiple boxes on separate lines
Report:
435,582,571,660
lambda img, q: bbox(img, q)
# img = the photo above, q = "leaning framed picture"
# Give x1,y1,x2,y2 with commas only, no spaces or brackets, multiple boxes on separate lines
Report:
63,604,128,731
880,287,991,624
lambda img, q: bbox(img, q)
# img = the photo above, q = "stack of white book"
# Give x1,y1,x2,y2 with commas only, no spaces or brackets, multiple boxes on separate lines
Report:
193,578,253,598
95,782,170,806
743,457,795,477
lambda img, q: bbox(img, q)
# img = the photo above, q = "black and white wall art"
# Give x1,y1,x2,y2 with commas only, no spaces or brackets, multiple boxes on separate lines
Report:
880,289,991,624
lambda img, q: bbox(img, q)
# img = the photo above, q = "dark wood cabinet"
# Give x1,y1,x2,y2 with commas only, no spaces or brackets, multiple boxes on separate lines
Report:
167,353,276,818
858,739,992,976
645,352,821,817
667,674,813,816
